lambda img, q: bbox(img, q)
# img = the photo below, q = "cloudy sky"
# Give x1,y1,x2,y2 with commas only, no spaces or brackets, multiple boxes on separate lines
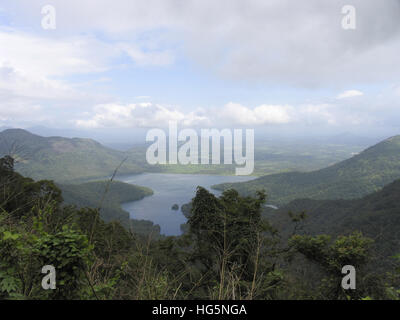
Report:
0,0,399,140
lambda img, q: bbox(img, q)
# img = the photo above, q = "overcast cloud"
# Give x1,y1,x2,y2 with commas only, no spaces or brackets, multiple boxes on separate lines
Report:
0,0,399,136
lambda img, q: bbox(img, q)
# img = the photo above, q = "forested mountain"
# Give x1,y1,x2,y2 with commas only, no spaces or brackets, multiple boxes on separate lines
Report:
214,135,400,205
264,179,400,268
0,129,151,183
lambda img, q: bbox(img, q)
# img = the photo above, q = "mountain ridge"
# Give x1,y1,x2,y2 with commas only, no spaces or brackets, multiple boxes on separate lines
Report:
214,134,400,205
1,128,368,181
0,128,151,183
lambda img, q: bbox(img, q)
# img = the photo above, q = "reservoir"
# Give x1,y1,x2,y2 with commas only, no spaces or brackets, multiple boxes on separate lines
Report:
120,173,256,236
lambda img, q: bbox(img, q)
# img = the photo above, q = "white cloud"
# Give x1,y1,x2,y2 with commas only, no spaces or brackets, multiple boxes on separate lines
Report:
0,29,118,117
4,0,400,86
75,102,294,129
0,30,113,78
74,94,400,130
1,1,400,133
298,104,337,125
0,28,174,83
219,103,292,126
393,85,400,97
74,103,209,128
135,96,152,99
0,101,43,121
0,28,176,125
337,90,364,99
119,43,174,67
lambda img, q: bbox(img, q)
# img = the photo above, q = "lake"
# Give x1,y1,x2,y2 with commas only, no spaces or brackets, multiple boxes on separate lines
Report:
119,173,256,236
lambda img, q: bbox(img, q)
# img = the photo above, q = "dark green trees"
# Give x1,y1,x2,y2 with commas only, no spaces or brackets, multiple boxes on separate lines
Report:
0,156,93,299
1,154,398,300
187,187,282,299
289,232,376,299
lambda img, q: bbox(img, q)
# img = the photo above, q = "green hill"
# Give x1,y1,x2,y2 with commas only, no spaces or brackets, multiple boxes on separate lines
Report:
214,135,400,205
0,129,151,183
59,180,152,222
58,180,160,236
265,179,400,268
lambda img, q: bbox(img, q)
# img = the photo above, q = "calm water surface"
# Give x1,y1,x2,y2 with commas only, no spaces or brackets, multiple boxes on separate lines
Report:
119,173,256,235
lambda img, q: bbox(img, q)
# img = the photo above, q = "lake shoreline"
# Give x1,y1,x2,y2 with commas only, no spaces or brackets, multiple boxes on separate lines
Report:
119,173,257,236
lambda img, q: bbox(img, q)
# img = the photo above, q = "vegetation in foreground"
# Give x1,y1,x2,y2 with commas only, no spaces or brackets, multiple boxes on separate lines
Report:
264,178,400,271
0,156,398,300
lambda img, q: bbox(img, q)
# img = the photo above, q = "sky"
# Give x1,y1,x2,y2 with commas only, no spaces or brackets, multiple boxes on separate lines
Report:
0,0,399,142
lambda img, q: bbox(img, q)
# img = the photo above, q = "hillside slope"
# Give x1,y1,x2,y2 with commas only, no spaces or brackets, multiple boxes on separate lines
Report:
214,135,400,205
59,180,160,236
0,129,152,183
265,179,400,267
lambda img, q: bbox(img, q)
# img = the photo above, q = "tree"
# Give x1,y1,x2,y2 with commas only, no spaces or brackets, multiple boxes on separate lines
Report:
187,187,282,299
289,232,374,299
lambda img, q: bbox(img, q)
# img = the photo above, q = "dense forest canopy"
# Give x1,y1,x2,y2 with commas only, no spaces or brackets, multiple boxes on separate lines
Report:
0,156,398,300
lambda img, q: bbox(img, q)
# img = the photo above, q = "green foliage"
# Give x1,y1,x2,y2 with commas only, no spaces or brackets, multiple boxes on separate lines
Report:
186,187,283,299
290,232,373,273
188,187,266,275
385,254,400,300
268,178,400,272
289,232,375,299
0,227,24,299
0,155,398,300
33,226,93,299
